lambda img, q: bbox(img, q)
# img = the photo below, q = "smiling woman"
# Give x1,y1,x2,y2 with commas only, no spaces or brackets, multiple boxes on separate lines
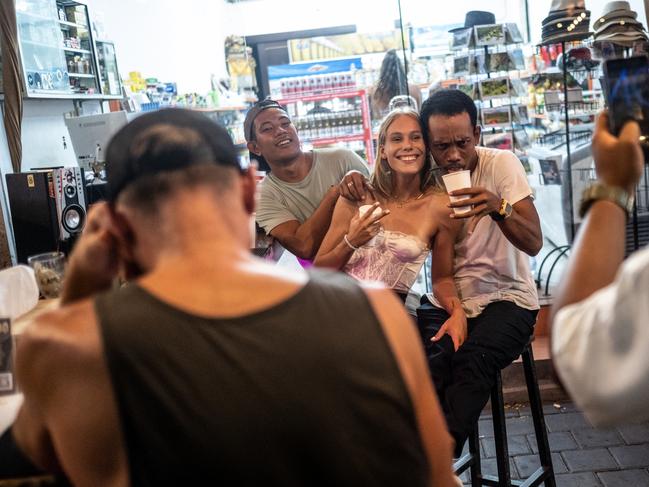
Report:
314,107,464,317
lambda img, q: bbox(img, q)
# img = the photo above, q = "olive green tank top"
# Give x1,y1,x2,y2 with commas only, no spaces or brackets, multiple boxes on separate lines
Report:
95,269,429,486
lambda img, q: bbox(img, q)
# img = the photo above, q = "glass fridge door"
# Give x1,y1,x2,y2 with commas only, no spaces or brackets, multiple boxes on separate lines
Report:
96,41,122,96
16,0,70,95
57,0,100,95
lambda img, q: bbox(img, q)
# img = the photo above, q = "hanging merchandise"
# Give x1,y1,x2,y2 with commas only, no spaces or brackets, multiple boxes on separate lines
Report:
541,0,592,45
224,35,258,95
593,1,648,47
449,11,496,34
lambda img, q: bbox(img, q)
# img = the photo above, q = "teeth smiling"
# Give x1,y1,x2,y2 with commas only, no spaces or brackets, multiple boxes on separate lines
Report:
277,139,291,147
400,155,418,161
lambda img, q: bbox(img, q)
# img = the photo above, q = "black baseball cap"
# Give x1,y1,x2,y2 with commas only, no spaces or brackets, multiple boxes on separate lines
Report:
243,97,287,143
105,108,242,202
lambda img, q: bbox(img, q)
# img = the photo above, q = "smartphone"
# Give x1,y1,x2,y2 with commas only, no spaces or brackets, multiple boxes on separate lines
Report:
603,56,649,144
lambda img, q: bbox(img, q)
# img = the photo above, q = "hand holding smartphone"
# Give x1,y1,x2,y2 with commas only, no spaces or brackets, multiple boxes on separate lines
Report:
602,55,649,157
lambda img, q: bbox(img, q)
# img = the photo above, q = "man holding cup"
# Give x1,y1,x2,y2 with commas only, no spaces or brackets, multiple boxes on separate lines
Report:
418,89,542,456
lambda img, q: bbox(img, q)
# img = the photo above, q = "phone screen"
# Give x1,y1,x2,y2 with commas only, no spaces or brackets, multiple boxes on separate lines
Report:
604,56,649,139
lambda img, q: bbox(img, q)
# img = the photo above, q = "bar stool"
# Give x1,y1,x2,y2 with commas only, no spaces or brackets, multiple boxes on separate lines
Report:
453,341,556,487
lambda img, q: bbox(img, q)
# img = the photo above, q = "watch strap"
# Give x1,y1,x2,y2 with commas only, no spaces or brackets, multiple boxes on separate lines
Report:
490,198,512,221
579,183,634,218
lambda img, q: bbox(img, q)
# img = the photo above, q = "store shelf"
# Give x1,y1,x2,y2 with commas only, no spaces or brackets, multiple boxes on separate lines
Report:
23,92,116,100
305,133,366,146
68,73,95,78
58,20,87,29
190,106,247,112
278,89,366,104
63,47,91,54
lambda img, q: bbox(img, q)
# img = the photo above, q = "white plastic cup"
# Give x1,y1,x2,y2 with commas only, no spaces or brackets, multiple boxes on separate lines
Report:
442,170,472,215
358,204,383,246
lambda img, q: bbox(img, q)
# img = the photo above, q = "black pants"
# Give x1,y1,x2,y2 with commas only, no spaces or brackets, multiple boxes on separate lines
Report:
417,299,537,457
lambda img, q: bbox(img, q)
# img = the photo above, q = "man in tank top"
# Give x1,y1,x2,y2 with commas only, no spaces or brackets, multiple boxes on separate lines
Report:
1,109,460,486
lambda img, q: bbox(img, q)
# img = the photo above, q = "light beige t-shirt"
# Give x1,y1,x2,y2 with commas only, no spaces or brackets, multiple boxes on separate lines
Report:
426,146,539,317
256,148,369,234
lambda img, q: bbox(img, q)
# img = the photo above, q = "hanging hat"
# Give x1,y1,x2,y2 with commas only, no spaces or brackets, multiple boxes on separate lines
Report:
595,17,643,33
595,1,637,21
541,0,591,45
548,0,586,13
449,11,496,33
593,1,647,45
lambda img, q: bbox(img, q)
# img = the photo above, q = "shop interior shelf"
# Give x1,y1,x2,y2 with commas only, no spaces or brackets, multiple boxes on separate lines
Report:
190,106,247,112
305,133,366,146
278,89,366,104
59,20,88,29
63,47,91,54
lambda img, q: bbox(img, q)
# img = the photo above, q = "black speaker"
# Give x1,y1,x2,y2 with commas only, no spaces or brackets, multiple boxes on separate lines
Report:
6,168,87,264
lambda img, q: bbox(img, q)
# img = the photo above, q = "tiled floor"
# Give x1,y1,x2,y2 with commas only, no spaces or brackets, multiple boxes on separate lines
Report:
461,402,649,486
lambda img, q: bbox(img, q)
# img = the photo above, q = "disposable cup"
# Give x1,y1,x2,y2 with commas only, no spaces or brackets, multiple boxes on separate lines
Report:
442,170,472,215
358,204,383,246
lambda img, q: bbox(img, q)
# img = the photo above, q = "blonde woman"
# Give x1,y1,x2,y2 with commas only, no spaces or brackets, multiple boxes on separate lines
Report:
315,108,467,350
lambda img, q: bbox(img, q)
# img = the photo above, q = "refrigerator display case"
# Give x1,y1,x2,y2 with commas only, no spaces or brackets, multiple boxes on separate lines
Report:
14,0,117,98
95,40,122,96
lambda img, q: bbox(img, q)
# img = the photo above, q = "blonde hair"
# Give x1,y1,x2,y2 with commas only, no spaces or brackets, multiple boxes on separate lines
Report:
370,108,442,199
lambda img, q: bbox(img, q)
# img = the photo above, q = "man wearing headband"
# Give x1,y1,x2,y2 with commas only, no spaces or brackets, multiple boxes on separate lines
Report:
1,109,460,486
245,98,370,260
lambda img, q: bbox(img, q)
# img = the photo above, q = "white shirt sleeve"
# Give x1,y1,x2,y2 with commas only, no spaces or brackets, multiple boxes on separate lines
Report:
493,151,533,205
552,245,649,426
255,179,299,235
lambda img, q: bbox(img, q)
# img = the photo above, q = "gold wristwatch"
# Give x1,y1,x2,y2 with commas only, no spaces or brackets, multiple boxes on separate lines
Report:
579,183,634,218
490,198,513,221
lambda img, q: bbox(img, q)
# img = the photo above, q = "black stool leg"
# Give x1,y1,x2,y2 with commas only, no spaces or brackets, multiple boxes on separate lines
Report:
522,345,556,487
469,424,481,487
490,371,512,487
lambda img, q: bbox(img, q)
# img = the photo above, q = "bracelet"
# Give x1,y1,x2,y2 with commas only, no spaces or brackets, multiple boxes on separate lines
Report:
343,234,359,250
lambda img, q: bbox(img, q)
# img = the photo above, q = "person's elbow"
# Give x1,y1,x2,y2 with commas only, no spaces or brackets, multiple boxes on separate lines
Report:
526,237,543,257
283,238,318,260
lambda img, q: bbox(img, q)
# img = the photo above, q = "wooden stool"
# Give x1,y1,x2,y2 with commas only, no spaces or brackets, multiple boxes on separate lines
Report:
453,342,556,487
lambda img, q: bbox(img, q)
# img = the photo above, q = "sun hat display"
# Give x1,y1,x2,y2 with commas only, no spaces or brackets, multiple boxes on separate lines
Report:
541,0,591,45
449,11,496,33
593,1,647,46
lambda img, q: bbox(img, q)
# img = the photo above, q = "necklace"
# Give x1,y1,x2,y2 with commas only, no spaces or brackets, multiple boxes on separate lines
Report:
392,192,425,208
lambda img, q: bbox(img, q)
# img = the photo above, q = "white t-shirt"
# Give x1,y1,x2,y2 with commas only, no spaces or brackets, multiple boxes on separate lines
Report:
426,146,539,317
553,245,649,426
256,148,369,234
